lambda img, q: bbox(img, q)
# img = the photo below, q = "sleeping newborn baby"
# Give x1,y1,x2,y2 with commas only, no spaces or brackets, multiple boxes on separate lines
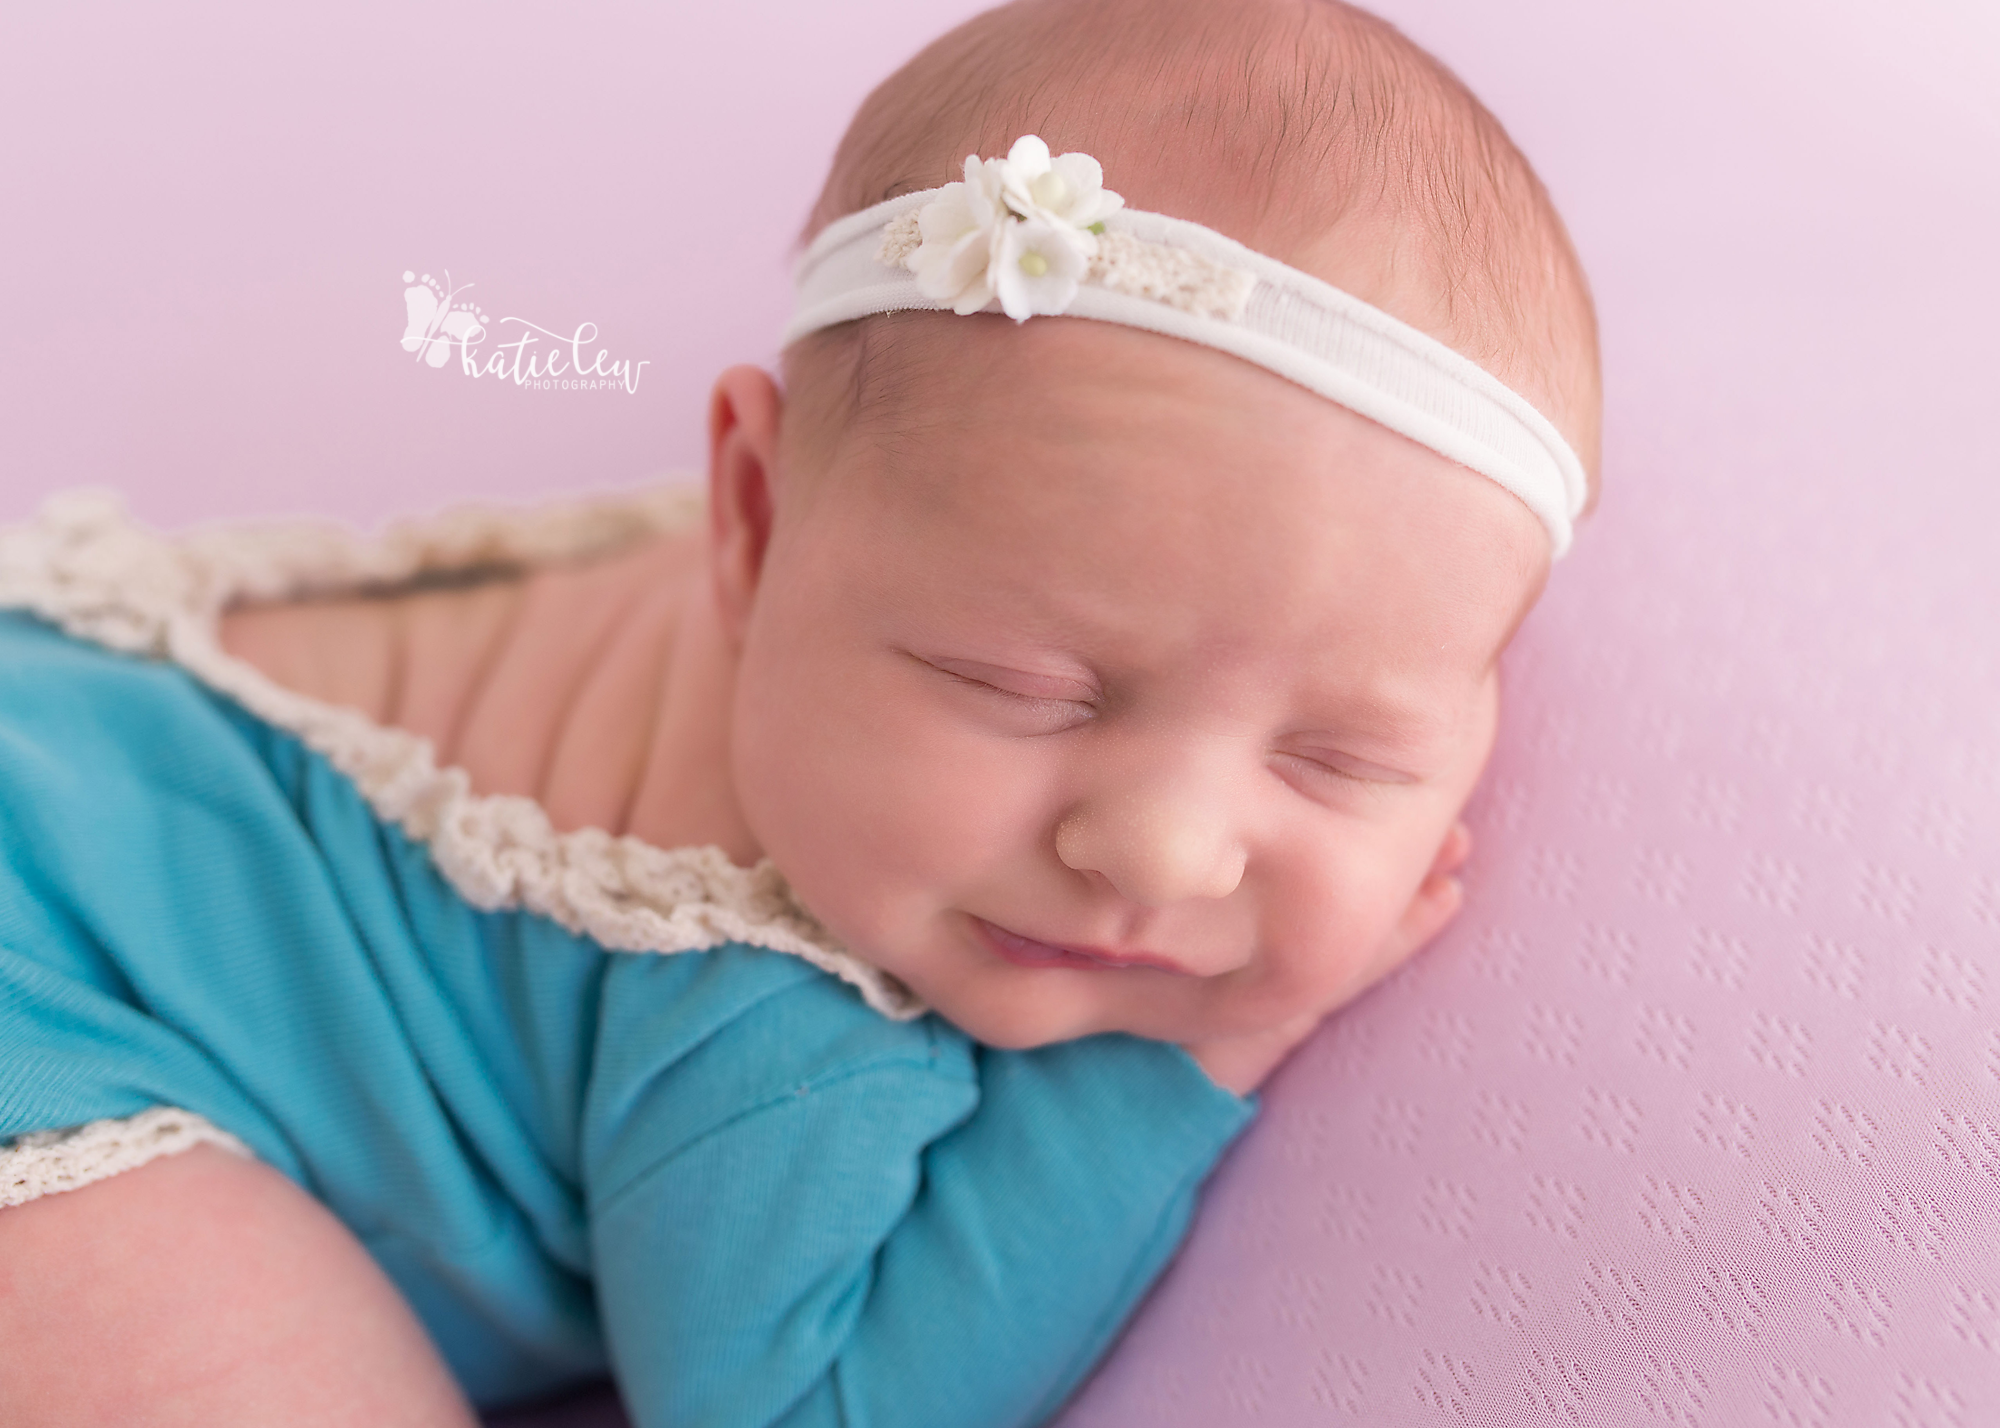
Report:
0,0,1599,1424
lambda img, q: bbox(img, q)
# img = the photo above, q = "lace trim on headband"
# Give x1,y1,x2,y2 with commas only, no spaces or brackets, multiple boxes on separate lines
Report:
0,1107,254,1208
876,208,1256,322
0,488,924,1022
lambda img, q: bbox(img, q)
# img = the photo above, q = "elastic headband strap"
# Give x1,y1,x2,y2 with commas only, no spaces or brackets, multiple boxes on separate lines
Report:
783,177,1587,557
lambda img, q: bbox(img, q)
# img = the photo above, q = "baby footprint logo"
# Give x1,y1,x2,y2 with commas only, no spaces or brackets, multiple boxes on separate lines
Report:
400,270,489,368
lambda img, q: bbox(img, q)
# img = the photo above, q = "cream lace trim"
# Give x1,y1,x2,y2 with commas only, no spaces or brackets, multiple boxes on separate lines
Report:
0,1107,253,1209
0,486,922,1022
875,209,1256,320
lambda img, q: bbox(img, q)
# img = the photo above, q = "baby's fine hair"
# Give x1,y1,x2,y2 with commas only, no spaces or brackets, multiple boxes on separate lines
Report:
784,0,1601,492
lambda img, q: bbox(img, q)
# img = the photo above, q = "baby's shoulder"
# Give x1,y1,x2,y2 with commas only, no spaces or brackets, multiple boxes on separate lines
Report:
0,610,270,807
0,611,428,997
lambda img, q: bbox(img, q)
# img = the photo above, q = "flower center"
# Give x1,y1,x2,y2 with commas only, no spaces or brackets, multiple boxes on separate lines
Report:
1018,250,1050,278
1029,170,1069,209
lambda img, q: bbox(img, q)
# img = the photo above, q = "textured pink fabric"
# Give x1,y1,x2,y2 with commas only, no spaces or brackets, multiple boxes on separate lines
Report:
6,2,1997,1425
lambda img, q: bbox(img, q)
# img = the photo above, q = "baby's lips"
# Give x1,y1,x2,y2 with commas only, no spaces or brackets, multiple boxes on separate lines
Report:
974,916,1204,976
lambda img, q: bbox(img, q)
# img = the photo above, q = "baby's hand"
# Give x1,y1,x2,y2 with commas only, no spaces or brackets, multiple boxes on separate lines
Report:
1181,821,1472,1096
1180,1011,1329,1097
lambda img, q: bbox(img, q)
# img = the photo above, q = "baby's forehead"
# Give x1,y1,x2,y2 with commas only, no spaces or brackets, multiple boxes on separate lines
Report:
794,316,1549,676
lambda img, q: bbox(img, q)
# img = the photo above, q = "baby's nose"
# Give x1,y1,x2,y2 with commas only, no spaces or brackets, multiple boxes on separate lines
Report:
1054,786,1247,908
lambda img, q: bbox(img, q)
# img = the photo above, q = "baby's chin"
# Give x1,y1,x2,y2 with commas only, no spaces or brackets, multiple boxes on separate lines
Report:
894,968,1099,1050
900,960,1264,1053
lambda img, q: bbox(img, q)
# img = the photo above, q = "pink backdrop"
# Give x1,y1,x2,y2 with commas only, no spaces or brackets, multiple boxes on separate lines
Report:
6,2,1998,1424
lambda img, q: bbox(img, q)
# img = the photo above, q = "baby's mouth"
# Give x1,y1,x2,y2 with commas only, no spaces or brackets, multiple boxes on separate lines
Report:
971,916,1197,975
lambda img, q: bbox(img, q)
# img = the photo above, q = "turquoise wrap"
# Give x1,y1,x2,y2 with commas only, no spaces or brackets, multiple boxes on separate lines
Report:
0,611,1254,1427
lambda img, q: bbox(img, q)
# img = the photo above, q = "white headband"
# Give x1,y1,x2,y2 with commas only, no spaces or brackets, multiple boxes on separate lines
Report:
781,136,1587,556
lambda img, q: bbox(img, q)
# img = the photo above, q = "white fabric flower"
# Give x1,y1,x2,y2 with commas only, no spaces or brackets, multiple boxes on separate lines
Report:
906,134,1125,322
991,215,1090,320
993,135,1123,232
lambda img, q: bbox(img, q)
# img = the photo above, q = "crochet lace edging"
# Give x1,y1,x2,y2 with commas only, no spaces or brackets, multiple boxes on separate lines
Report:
0,485,924,1023
0,1107,254,1208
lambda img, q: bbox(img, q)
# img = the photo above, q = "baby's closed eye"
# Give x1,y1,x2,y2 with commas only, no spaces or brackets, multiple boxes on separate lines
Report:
1270,744,1422,787
908,653,1098,734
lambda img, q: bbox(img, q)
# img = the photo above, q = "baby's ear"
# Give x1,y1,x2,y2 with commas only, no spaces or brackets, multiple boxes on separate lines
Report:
1382,820,1473,970
706,365,784,640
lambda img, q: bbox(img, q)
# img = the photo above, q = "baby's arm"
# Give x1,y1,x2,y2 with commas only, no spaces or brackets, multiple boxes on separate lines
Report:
585,974,1253,1428
583,819,1472,1428
0,1143,476,1428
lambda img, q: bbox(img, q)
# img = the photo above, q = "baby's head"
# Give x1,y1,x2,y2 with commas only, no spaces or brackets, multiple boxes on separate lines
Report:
704,0,1599,1050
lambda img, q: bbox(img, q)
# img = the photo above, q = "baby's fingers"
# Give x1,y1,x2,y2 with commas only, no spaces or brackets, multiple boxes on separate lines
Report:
1436,820,1473,876
1376,856,1467,973
1409,864,1466,946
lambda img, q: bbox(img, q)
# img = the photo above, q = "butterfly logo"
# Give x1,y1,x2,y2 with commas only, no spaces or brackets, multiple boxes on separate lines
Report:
400,270,489,367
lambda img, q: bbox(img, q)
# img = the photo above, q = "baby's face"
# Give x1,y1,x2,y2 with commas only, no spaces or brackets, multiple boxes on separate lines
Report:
727,317,1547,1049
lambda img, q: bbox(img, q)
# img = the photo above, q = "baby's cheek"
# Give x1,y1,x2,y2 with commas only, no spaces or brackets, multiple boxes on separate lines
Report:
1256,839,1423,1008
731,641,1039,940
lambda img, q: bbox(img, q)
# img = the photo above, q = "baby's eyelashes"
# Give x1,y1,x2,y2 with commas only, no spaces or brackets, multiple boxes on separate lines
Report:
918,655,1100,704
908,652,1436,785
909,653,1098,736
1268,746,1422,790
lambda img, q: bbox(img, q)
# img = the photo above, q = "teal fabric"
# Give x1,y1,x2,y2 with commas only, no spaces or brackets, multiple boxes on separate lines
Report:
0,611,1256,1427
